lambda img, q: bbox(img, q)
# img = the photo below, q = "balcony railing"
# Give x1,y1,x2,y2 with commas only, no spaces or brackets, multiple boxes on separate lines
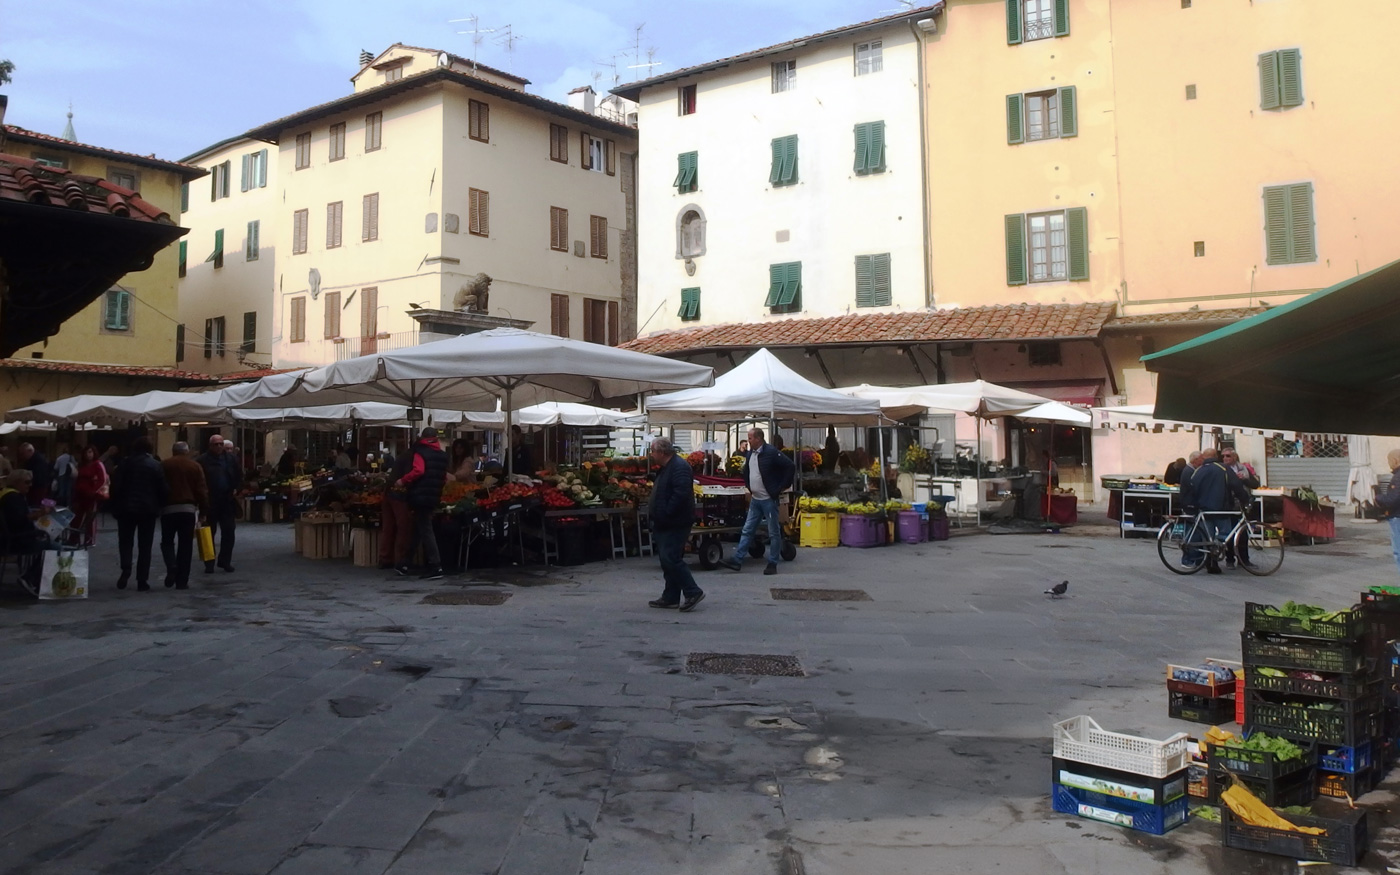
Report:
333,329,420,361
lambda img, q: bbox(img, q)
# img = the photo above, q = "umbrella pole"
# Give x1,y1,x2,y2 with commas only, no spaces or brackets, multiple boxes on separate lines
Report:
878,424,888,505
504,388,513,478
976,417,983,527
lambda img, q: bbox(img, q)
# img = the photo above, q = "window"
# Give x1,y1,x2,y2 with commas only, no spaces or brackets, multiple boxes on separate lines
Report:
365,112,382,152
590,215,608,259
549,124,569,163
32,154,67,168
329,122,346,161
550,293,570,337
1185,84,1197,100
766,262,802,313
212,316,227,357
326,201,343,248
242,311,257,354
853,122,886,175
246,220,260,261
1263,182,1316,265
361,287,379,356
324,290,341,338
772,60,796,93
107,168,138,190
206,228,225,269
240,149,268,191
674,151,698,193
178,241,187,278
855,254,892,307
1007,87,1077,143
769,135,798,186
362,193,379,241
295,132,311,170
854,40,883,75
1259,48,1303,111
290,297,307,343
677,208,706,258
469,189,489,237
210,160,230,201
176,324,185,362
181,183,189,213
678,84,697,115
1194,241,1206,257
580,134,615,175
678,287,701,322
469,100,489,142
103,288,131,331
203,318,214,358
384,64,402,83
550,206,569,252
1003,207,1089,285
1007,0,1069,44
583,299,619,346
1028,342,1061,366
292,209,308,254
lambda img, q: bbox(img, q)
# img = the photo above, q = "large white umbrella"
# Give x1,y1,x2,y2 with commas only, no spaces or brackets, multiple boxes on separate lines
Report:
7,390,232,426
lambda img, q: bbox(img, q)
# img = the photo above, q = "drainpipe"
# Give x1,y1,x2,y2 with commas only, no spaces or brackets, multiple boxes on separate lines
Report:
909,14,939,308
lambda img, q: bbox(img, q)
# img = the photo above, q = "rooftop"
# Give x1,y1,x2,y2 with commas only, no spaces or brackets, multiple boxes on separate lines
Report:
0,153,179,224
1104,307,1269,329
3,125,208,180
357,44,530,87
0,358,216,382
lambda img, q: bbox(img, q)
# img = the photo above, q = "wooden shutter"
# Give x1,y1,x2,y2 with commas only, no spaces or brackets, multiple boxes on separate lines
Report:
873,253,892,306
240,154,250,192
118,290,130,329
605,140,616,176
1259,51,1280,110
590,215,607,258
1006,0,1023,44
551,293,570,337
855,255,874,307
324,291,340,338
608,300,619,345
290,297,306,343
242,311,256,353
293,209,307,254
781,136,798,184
212,228,224,268
178,241,187,278
1263,185,1290,264
854,124,870,174
679,287,700,320
1007,94,1025,144
770,138,784,184
104,290,120,329
204,318,214,357
1058,86,1077,137
181,182,189,212
176,323,185,361
1066,207,1089,280
1278,48,1303,107
1054,0,1070,36
1005,214,1028,285
214,316,226,356
1288,182,1316,263
210,165,218,201
775,262,801,309
470,189,488,236
580,132,593,170
362,194,378,241
766,264,784,307
361,286,379,355
221,161,230,198
246,220,259,260
869,122,886,172
326,202,342,248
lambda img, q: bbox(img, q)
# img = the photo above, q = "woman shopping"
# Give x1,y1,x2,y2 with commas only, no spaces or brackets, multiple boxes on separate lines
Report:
71,445,108,547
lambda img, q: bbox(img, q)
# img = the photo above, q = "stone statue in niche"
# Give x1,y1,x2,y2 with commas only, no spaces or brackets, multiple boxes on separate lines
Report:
453,272,492,312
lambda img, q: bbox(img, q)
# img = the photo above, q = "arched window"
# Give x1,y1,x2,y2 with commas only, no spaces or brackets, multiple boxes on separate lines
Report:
675,205,707,259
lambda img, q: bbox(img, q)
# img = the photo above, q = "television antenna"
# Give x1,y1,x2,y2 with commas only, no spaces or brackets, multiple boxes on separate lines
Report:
449,14,495,63
495,24,522,70
625,23,661,80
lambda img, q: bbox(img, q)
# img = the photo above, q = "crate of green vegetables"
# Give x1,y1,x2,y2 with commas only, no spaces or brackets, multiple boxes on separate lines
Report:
1245,602,1364,641
1206,732,1315,782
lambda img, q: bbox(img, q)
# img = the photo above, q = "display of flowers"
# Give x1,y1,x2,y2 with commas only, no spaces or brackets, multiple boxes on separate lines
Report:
900,444,934,474
799,449,823,470
727,454,746,475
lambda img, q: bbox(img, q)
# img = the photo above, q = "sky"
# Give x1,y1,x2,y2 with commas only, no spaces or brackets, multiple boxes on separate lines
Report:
0,0,910,162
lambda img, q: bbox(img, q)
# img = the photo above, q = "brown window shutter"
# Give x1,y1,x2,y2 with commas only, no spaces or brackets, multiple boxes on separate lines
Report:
479,190,488,236
324,290,340,338
605,140,616,176
580,132,592,170
607,300,619,345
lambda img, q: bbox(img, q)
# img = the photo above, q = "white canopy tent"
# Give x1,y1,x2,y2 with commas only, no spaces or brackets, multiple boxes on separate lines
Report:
646,349,883,425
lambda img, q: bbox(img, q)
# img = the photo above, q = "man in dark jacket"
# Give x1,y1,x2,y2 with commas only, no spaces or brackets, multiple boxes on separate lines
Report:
1184,447,1252,574
18,443,54,505
395,427,448,580
110,437,169,591
196,434,241,573
721,427,796,575
646,436,703,611
161,441,208,590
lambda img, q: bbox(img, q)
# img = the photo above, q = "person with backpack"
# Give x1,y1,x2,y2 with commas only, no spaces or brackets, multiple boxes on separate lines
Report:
394,427,448,580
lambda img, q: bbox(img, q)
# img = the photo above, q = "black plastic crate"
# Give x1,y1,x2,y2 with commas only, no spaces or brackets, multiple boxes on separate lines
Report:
1242,631,1368,674
1221,806,1367,867
1169,690,1235,724
1244,666,1378,700
1246,698,1381,748
1361,589,1400,612
1318,767,1372,799
1050,757,1187,807
1207,738,1315,782
1208,766,1316,807
1246,602,1364,641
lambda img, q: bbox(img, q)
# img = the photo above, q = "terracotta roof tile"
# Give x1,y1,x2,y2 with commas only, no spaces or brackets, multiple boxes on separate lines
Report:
0,153,177,223
2,126,207,179
0,358,215,381
214,367,304,383
1105,307,1268,328
621,303,1117,356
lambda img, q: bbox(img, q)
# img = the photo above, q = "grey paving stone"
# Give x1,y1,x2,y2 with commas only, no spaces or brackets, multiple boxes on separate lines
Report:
497,829,589,875
267,845,395,875
307,783,442,850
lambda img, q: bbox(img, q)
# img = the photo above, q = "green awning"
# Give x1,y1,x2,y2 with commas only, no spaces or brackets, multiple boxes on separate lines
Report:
1142,258,1400,434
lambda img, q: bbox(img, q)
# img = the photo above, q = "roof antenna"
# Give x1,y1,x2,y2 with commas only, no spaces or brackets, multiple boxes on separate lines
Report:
495,24,521,72
626,24,661,81
449,13,495,67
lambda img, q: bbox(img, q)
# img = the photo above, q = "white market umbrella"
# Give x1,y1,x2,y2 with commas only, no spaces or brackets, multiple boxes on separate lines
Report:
7,389,232,426
646,349,882,424
459,401,646,430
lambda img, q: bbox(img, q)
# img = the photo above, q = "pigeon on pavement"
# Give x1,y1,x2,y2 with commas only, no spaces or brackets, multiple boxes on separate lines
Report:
1045,580,1069,598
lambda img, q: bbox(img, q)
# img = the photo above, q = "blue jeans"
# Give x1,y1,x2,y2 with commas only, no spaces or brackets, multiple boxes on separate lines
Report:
1389,517,1400,576
734,497,782,564
654,526,701,603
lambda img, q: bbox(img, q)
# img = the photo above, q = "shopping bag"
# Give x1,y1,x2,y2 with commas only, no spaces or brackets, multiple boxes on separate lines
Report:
196,525,215,562
39,548,88,600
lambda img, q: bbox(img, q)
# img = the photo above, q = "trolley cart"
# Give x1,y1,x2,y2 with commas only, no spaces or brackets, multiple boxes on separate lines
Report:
687,485,798,569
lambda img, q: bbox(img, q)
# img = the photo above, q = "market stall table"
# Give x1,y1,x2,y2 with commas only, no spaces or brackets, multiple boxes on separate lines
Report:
537,506,634,566
1105,483,1179,538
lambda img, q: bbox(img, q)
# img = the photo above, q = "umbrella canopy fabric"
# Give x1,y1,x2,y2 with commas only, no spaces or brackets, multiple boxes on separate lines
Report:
834,381,1075,420
459,402,645,429
1143,258,1400,434
7,390,231,425
645,348,883,424
1018,401,1092,425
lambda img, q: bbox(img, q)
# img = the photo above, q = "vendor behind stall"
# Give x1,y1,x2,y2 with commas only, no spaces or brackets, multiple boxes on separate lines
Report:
0,469,46,590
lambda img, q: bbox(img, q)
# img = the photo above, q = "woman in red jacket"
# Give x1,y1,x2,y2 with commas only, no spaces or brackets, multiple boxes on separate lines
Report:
71,444,108,546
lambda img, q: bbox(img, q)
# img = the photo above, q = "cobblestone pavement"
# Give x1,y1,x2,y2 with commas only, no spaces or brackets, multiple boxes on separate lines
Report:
1,515,1397,874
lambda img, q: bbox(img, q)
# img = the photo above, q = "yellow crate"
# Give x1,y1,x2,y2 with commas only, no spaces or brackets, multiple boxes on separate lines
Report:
799,512,840,548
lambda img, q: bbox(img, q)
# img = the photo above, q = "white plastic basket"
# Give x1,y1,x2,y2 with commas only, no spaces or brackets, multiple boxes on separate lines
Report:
1052,715,1191,778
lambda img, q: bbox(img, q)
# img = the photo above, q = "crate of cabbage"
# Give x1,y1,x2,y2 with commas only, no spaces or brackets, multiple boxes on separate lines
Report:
1244,602,1364,641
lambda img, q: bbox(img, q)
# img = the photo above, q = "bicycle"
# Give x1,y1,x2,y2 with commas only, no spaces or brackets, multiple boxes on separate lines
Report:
1157,509,1285,576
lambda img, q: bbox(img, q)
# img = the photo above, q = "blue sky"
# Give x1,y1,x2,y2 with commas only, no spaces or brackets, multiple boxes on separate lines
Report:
0,0,906,162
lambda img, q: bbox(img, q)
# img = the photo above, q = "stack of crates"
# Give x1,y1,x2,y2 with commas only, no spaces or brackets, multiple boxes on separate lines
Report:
1360,587,1400,781
1050,716,1192,835
1166,659,1239,725
1241,602,1380,800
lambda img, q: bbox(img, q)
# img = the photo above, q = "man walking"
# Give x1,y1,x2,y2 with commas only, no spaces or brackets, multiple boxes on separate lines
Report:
646,436,704,611
721,427,795,576
395,427,448,580
109,437,168,591
197,434,241,573
161,441,208,589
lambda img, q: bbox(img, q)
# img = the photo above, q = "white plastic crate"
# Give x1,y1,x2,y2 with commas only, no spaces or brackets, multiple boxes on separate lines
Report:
1052,715,1191,778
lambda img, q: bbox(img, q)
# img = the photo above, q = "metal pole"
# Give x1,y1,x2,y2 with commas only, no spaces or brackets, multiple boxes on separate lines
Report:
976,416,983,527
504,388,513,477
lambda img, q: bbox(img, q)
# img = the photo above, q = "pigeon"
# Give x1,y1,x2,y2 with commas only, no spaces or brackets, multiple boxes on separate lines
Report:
1044,581,1069,598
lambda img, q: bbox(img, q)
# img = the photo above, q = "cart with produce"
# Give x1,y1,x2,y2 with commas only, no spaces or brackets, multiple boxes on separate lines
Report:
686,483,800,569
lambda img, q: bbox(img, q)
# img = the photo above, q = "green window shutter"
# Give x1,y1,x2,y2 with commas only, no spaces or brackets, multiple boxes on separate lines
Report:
221,161,230,199
770,138,784,184
780,136,798,184
776,262,801,309
103,291,119,329
1278,48,1303,107
117,290,130,329
679,287,700,321
674,151,697,192
1287,182,1316,263
1006,0,1022,44
1006,93,1025,144
1259,51,1280,110
854,123,870,174
257,149,268,187
870,121,886,172
180,182,189,212
205,229,223,263
1263,185,1291,264
1066,207,1089,280
855,255,874,307
178,240,187,277
1058,86,1077,137
1054,0,1070,36
1004,214,1028,285
766,264,785,306
873,253,892,306
240,154,250,192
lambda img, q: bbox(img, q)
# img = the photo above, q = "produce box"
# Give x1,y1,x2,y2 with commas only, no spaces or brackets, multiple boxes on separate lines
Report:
1206,736,1315,782
1166,659,1240,698
1208,767,1316,807
1169,690,1235,725
1187,762,1209,799
1244,665,1378,700
1318,767,1372,799
798,512,839,548
1051,780,1188,835
1245,697,1381,748
1052,715,1191,778
1051,757,1186,806
351,529,379,568
1241,631,1367,675
1245,602,1364,641
1220,806,1367,867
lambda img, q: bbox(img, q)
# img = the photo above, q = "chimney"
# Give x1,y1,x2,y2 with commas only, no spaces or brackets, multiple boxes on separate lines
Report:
359,49,374,67
567,85,595,116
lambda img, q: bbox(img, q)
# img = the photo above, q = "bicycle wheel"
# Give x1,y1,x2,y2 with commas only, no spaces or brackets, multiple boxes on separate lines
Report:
1238,522,1284,576
1158,519,1206,575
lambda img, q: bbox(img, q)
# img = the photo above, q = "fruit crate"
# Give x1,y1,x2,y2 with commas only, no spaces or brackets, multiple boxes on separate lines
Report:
1245,602,1364,641
1319,740,1373,774
1245,697,1382,748
1244,666,1378,700
1051,783,1189,836
1206,739,1316,782
1207,767,1317,807
1166,659,1240,698
1052,715,1191,778
1187,761,1209,799
1318,767,1372,799
1221,806,1367,867
1241,631,1367,674
1169,690,1236,724
1361,599,1400,664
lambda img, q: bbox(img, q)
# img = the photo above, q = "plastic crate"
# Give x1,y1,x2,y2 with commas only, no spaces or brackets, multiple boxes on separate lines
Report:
1245,602,1364,641
838,514,884,548
1246,698,1382,748
1244,666,1378,700
1169,690,1236,725
1206,738,1315,782
1361,589,1400,612
797,512,840,548
1166,659,1241,698
1052,758,1186,805
1221,806,1367,867
1051,783,1189,835
1241,631,1367,674
1052,715,1191,778
1319,740,1373,774
1187,762,1209,799
1208,767,1317,807
1318,767,1372,799
1236,689,1246,726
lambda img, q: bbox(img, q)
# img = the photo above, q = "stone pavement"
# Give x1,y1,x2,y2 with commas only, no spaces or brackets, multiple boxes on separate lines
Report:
2,515,1399,875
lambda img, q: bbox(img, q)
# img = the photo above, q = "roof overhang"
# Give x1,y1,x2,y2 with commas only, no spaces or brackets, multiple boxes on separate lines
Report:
3,128,208,181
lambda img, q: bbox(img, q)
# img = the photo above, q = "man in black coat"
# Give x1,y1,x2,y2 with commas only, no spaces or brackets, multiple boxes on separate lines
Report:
1184,447,1252,574
646,436,704,612
196,434,242,573
395,427,448,580
109,437,169,591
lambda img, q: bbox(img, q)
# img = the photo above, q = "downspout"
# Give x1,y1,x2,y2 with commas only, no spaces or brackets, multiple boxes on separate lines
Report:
908,14,937,308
